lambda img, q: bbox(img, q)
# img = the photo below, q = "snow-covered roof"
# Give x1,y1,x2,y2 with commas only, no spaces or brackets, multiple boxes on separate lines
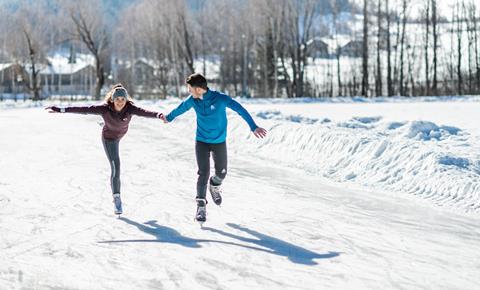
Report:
117,57,168,70
0,63,16,71
38,53,95,75
319,35,355,51
135,57,158,68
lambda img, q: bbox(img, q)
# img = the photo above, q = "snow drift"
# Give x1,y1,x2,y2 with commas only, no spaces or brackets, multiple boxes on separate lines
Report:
226,110,480,212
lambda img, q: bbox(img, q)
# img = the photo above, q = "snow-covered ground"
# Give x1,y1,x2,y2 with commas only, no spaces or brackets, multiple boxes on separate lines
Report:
1,97,479,289
242,97,480,213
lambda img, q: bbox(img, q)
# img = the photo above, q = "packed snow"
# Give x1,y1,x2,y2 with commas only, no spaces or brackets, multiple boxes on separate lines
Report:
244,105,480,212
1,96,479,289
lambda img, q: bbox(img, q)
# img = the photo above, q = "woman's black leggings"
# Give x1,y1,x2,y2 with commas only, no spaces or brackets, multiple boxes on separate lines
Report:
102,138,121,195
195,141,228,199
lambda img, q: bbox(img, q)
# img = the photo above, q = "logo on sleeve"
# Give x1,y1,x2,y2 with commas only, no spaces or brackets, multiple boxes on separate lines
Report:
210,105,215,111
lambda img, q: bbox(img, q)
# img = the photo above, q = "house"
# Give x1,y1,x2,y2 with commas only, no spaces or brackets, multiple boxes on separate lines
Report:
0,63,28,94
133,58,157,85
307,38,329,58
339,40,363,57
38,53,96,96
114,57,172,98
318,35,357,57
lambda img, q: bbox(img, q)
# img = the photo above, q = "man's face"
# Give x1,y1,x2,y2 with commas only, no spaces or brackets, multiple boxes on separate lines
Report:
188,84,203,98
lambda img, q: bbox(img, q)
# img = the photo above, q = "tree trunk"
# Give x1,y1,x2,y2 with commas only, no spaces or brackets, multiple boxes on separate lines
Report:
424,0,430,95
332,1,342,96
168,25,181,98
23,30,41,101
375,0,382,97
94,56,104,101
71,11,107,100
243,33,250,97
393,8,402,94
457,2,463,95
431,0,438,95
271,14,279,98
386,0,394,96
466,2,474,93
399,0,408,96
280,54,292,98
473,2,480,93
179,13,195,74
361,0,369,97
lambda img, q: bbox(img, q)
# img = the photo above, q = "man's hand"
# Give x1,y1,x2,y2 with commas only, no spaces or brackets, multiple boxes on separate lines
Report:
159,113,169,123
253,127,267,139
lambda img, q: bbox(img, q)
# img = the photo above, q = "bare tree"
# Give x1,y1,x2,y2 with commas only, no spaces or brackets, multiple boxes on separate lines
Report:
23,30,42,100
456,0,463,94
424,0,430,95
386,0,394,96
361,0,369,97
393,3,402,95
399,0,409,96
466,1,474,93
174,0,195,74
62,0,109,100
254,0,278,97
470,1,480,92
331,0,343,96
407,33,419,95
10,2,52,100
375,0,382,97
282,0,318,98
431,0,439,94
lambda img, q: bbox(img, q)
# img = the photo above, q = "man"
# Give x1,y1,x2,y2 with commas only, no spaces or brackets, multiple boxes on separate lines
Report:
160,73,267,223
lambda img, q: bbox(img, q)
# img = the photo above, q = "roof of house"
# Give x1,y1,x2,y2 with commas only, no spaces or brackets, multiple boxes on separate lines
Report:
37,53,95,75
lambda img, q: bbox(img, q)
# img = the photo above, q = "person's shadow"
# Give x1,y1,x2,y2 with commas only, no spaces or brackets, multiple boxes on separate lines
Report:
203,223,340,265
98,217,268,251
99,217,339,265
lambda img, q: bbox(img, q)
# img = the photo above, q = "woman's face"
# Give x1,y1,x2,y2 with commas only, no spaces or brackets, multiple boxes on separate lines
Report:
113,97,127,111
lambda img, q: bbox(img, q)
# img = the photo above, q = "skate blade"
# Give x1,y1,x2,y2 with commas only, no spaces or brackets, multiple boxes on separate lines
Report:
194,218,205,227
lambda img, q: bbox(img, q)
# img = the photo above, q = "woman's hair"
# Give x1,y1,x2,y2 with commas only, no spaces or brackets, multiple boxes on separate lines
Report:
104,83,133,104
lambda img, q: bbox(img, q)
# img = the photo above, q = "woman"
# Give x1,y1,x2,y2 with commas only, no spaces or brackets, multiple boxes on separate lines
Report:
46,84,163,215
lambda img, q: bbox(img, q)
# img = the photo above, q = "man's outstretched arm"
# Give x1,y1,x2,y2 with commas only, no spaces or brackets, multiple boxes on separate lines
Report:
164,97,194,123
226,97,267,139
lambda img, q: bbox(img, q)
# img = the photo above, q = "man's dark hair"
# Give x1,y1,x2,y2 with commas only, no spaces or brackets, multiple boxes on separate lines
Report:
185,73,208,90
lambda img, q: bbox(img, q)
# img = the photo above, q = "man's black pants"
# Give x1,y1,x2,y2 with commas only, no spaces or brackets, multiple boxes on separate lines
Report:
195,141,227,199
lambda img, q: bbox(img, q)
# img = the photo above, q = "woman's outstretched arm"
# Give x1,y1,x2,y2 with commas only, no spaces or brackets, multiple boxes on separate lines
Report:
129,104,164,119
45,105,107,115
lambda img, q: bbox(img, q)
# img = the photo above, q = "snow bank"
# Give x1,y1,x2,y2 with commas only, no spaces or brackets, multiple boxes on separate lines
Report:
228,110,480,212
238,95,480,104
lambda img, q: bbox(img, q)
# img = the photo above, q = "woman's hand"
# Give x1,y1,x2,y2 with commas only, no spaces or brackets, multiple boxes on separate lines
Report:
159,113,169,123
45,106,61,113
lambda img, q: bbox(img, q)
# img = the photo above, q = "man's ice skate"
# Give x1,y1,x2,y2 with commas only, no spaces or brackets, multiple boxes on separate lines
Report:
113,193,123,216
195,198,207,225
209,178,223,206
